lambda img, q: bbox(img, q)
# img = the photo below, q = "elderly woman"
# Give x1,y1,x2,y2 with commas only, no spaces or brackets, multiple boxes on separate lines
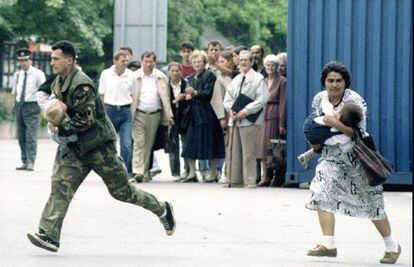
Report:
276,52,287,77
167,62,190,181
306,61,401,264
256,54,287,186
180,50,225,182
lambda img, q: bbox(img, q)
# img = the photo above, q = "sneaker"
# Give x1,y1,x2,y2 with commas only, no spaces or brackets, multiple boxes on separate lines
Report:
16,164,27,170
159,202,175,236
380,244,401,264
297,154,310,170
180,171,189,180
243,184,257,189
307,244,337,257
149,169,162,177
26,163,34,171
218,176,228,184
27,232,59,252
172,176,183,182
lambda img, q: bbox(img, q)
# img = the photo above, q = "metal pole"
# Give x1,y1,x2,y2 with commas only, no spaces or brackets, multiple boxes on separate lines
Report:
152,0,157,52
120,0,126,46
0,40,4,91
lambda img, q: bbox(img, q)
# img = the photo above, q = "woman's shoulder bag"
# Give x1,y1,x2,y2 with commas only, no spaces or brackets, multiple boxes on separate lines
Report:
353,130,393,186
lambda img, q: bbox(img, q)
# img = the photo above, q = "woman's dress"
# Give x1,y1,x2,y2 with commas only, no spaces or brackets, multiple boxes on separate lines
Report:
307,89,386,220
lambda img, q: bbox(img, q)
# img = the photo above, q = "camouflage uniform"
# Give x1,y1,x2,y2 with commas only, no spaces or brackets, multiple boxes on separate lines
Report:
38,66,166,243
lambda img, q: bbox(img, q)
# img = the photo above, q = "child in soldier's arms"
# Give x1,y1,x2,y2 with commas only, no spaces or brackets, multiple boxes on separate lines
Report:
298,102,363,169
44,99,78,144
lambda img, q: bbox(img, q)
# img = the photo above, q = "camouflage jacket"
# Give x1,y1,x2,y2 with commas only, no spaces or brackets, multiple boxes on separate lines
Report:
51,66,116,156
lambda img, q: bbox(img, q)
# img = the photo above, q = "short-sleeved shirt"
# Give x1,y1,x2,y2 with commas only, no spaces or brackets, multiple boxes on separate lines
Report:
13,66,46,102
98,66,136,106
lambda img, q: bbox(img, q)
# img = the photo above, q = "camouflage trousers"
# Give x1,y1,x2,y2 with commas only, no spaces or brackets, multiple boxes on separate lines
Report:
38,141,166,242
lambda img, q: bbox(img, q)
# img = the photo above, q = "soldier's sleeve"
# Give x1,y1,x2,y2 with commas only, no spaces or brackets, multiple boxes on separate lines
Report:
58,84,96,135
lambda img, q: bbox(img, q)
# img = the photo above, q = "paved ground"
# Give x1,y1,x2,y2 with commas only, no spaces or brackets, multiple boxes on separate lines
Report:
0,139,412,267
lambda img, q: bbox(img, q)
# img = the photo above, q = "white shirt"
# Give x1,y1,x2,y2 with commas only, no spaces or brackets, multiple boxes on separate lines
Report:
13,66,46,102
171,81,181,99
318,99,352,147
98,66,136,106
137,70,162,112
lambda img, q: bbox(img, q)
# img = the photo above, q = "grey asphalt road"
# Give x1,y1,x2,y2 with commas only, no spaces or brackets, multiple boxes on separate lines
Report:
0,139,412,267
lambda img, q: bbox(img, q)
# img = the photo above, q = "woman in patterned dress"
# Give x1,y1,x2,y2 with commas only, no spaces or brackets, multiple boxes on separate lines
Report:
306,61,401,264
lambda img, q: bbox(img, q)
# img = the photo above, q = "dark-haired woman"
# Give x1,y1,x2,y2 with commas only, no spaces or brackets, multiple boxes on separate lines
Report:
306,61,401,264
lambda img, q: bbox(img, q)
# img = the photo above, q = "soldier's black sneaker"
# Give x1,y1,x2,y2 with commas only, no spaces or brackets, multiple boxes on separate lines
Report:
159,202,175,236
27,232,59,252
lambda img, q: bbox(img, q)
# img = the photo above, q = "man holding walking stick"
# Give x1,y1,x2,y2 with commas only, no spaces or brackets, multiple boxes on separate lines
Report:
223,50,268,188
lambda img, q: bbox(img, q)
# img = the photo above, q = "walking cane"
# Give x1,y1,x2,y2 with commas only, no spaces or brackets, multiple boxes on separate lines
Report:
227,117,237,188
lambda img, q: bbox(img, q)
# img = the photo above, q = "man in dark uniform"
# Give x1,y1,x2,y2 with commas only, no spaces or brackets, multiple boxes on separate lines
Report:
27,40,175,253
12,48,46,171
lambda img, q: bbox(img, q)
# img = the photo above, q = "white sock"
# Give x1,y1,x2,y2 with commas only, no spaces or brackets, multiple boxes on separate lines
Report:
322,235,335,249
383,234,398,252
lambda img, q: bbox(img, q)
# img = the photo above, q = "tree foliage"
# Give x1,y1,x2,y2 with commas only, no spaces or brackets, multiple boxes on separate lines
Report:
1,0,287,76
167,0,206,62
1,0,113,53
166,0,286,60
0,0,114,79
203,0,287,55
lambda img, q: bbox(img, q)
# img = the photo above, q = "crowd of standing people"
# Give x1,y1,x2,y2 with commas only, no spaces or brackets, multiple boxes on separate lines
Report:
113,41,289,188
65,40,288,189
11,40,401,264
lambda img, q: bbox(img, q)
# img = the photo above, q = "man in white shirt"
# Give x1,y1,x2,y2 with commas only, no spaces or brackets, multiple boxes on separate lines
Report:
99,50,136,176
223,50,269,188
130,51,174,182
12,48,46,171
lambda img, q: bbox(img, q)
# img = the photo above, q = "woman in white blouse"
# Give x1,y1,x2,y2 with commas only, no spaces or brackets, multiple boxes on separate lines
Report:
305,61,401,264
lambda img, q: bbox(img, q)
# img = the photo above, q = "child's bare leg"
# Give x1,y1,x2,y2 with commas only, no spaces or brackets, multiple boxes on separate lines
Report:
303,148,315,159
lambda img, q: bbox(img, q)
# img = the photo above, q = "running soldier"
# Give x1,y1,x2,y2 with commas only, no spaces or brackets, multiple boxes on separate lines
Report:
27,40,175,252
